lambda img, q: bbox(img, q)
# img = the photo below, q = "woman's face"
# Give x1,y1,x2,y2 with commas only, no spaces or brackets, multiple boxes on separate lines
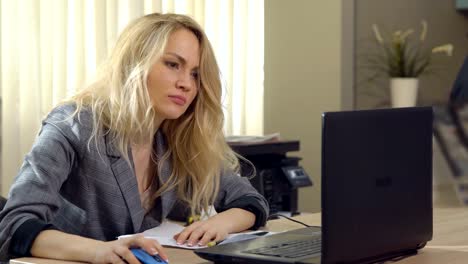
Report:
147,28,200,121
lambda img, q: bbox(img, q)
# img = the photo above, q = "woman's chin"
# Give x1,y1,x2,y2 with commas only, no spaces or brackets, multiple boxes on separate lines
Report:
162,112,185,120
153,107,186,120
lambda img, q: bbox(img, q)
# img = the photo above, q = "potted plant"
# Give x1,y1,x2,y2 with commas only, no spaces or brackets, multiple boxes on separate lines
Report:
362,20,453,108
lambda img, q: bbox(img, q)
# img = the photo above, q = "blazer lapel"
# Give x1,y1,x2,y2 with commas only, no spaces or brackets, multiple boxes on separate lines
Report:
155,131,177,219
105,133,145,233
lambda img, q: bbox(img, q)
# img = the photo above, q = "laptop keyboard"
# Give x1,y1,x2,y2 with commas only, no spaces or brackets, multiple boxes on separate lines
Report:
242,237,321,259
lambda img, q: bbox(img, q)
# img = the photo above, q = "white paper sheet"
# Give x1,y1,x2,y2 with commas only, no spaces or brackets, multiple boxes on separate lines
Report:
118,221,274,250
118,221,208,249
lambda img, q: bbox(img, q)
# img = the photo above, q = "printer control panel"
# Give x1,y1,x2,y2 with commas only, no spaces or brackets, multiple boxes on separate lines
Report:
282,166,313,188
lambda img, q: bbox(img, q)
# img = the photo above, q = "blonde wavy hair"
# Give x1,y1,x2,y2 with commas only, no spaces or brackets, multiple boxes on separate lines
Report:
65,13,239,217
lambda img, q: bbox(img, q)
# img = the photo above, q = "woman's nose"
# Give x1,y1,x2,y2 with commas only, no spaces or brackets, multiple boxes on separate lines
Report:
176,72,194,91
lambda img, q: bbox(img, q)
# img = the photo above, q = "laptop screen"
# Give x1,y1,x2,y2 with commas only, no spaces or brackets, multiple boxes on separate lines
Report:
321,107,433,263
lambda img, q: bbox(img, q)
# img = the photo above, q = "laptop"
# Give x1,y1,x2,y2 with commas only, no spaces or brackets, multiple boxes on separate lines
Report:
195,107,433,263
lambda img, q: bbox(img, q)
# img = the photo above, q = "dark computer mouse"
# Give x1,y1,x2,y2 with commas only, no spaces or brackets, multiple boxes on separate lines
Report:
130,248,168,264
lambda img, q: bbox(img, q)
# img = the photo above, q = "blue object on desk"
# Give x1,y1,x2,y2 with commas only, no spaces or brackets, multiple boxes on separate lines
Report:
130,248,168,264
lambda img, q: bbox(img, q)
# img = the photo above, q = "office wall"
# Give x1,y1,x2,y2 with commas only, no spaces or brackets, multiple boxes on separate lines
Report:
264,0,344,212
355,0,468,109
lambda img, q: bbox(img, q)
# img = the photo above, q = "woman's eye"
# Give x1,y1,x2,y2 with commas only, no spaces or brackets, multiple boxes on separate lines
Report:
165,61,179,69
191,71,199,80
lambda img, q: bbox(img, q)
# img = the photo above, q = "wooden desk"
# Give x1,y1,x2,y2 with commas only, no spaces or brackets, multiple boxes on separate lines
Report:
10,208,468,264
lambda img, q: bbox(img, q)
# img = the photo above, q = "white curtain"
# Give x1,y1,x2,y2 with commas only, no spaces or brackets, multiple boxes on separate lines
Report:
0,0,264,195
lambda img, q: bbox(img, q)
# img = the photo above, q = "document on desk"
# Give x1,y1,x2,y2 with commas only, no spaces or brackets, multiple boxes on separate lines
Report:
119,221,201,249
118,221,275,250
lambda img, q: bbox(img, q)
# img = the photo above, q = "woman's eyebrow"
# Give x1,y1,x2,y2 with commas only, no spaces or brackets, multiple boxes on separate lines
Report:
165,52,199,70
166,52,187,64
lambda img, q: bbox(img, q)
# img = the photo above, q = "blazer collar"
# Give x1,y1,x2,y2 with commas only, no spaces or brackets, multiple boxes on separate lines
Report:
105,132,145,233
104,129,177,232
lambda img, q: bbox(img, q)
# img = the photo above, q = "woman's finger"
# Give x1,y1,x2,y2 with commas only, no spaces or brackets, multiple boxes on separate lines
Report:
175,222,202,244
114,246,139,264
113,259,127,264
142,239,169,262
197,229,217,246
214,232,226,242
187,226,207,246
107,252,126,264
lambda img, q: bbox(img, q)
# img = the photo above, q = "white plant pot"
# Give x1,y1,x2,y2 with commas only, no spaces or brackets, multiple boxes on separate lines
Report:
390,78,419,108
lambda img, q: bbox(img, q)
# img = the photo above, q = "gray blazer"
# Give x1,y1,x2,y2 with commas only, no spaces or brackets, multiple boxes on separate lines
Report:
0,104,269,260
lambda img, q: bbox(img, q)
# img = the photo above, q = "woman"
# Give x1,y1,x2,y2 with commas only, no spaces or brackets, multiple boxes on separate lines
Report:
0,13,268,263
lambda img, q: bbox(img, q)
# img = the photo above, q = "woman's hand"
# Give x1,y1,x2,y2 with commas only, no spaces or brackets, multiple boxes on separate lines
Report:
173,208,255,247
174,217,230,247
31,230,168,264
174,217,229,247
92,234,168,264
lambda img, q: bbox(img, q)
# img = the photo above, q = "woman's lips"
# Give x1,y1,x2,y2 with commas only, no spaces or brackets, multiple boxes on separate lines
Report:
169,95,186,106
